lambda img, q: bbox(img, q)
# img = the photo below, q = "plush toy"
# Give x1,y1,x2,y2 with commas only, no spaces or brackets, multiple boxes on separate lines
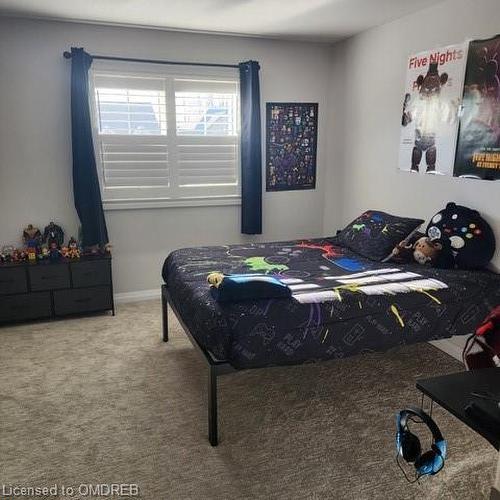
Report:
388,235,454,268
389,240,415,264
413,237,443,265
427,202,496,269
387,231,423,264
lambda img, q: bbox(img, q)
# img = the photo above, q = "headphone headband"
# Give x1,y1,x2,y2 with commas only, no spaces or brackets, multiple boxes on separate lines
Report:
398,406,444,443
396,406,447,479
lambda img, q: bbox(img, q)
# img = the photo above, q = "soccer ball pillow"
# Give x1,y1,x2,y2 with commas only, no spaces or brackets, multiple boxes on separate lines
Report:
426,202,495,269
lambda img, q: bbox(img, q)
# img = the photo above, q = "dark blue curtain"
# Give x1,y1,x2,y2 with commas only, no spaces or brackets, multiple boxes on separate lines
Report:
239,61,262,235
70,47,109,247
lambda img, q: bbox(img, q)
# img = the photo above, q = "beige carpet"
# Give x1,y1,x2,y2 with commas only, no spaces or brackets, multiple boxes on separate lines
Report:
0,301,496,499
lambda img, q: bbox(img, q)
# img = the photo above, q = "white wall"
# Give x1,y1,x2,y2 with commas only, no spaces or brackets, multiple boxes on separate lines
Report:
2,0,499,296
0,17,332,293
324,0,500,269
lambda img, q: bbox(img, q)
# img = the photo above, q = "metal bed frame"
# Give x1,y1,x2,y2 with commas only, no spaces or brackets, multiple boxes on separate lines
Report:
161,285,236,446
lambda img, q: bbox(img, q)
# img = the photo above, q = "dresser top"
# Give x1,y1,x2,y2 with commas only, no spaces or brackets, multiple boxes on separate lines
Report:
0,254,111,269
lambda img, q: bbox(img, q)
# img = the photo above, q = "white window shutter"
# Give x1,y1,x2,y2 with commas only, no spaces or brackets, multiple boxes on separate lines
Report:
90,66,240,208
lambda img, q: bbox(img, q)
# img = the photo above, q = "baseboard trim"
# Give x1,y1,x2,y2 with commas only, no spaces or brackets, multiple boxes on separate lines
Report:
429,338,464,362
114,289,161,304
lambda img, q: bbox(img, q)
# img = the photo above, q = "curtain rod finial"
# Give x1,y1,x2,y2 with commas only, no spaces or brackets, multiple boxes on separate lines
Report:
63,51,72,59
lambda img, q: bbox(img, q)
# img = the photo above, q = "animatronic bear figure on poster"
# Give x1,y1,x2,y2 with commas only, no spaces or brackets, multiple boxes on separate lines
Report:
399,44,465,175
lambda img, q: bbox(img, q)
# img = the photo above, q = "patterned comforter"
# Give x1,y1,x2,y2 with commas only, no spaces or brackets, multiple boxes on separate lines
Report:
162,237,500,369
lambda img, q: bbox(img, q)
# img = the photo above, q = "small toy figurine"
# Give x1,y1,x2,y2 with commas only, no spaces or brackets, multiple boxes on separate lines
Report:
207,272,224,287
67,237,80,259
27,247,37,262
0,245,15,263
49,242,62,262
11,249,20,262
43,221,64,248
60,246,69,259
38,245,49,260
103,243,112,254
23,224,42,248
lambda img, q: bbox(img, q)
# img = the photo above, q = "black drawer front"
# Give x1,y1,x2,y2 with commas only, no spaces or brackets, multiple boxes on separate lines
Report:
54,286,112,316
0,267,27,295
71,260,111,288
0,293,51,323
29,264,70,291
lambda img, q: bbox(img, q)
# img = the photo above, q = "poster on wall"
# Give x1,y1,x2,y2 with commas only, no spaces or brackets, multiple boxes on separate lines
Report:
453,35,500,180
266,102,318,191
398,43,466,176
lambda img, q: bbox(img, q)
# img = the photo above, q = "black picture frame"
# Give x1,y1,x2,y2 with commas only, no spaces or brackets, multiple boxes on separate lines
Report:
266,102,318,191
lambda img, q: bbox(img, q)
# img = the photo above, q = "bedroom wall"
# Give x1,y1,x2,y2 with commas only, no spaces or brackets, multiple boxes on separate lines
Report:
323,0,500,270
0,17,332,294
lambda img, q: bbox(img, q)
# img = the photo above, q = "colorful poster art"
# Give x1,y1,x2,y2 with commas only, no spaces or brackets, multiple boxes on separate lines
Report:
266,102,318,191
454,35,500,180
398,43,466,176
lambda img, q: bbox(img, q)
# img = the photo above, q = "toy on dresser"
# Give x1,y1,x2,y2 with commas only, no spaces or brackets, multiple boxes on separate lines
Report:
43,221,64,248
66,237,81,259
1,221,110,265
49,242,62,262
22,224,42,249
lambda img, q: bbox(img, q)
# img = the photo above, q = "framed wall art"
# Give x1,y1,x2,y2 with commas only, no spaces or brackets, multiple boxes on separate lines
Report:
266,102,318,191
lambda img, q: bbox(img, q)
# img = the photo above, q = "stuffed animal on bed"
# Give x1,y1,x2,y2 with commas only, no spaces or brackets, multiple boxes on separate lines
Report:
388,236,454,268
413,237,447,266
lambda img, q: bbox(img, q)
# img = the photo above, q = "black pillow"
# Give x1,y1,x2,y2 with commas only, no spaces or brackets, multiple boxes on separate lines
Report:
335,210,424,261
426,202,496,269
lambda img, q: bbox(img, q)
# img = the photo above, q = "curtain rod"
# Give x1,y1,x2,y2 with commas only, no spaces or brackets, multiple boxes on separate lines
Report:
62,51,239,69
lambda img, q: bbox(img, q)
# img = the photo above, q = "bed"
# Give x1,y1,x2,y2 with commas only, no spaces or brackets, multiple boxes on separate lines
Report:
161,237,500,445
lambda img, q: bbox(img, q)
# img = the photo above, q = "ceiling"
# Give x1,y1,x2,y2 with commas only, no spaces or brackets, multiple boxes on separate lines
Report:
0,0,445,43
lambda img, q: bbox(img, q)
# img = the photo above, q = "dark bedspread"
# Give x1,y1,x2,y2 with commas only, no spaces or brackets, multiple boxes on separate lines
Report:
162,237,500,369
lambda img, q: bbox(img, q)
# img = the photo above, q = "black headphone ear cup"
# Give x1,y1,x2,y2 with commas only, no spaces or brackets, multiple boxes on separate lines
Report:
401,432,421,463
415,449,436,469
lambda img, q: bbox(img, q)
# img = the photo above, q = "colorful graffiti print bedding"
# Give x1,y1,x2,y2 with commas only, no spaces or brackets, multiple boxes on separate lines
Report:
162,238,500,369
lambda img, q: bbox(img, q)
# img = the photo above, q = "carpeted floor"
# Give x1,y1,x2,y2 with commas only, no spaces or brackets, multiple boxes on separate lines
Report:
0,301,496,499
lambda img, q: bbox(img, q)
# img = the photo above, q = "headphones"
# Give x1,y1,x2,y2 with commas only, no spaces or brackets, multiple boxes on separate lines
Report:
396,406,447,478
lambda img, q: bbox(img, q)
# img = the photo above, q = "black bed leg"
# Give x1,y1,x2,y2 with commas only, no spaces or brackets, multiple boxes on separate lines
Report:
161,285,169,342
208,365,218,446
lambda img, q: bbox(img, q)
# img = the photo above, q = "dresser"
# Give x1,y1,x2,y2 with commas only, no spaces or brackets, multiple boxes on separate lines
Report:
0,256,114,325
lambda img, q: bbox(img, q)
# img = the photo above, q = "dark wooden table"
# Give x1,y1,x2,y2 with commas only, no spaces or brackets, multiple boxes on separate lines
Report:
417,367,500,450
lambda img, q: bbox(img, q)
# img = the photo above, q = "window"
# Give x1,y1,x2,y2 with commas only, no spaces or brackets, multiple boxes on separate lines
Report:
90,64,240,209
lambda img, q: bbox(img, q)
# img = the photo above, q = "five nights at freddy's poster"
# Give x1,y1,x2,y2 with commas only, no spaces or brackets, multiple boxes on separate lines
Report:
454,35,500,180
399,43,466,176
266,102,318,191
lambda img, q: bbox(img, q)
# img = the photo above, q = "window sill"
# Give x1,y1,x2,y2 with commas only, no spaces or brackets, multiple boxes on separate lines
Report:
103,196,241,211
